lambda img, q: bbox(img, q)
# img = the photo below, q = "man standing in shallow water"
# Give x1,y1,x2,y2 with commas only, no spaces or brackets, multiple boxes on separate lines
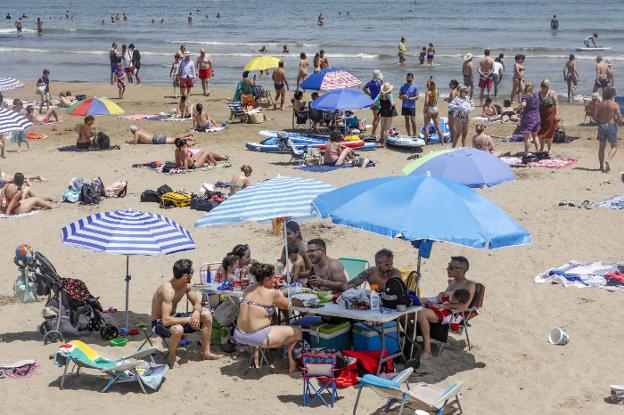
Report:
478,49,494,106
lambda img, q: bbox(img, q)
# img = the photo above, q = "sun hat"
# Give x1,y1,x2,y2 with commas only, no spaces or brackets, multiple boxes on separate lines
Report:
464,53,473,61
381,82,394,94
184,50,191,56
373,70,383,81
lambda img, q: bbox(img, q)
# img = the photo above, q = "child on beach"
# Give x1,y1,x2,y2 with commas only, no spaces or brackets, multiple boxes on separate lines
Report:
287,244,309,283
423,288,471,333
419,47,426,65
115,63,127,99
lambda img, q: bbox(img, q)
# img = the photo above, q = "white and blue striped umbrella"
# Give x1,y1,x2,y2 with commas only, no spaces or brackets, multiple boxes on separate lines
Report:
194,176,335,228
0,108,32,135
61,209,196,329
0,77,24,92
61,209,196,255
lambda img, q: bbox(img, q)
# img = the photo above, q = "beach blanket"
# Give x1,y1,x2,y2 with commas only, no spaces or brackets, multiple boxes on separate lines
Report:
117,114,191,122
133,160,232,174
535,261,624,292
593,195,624,209
26,133,48,140
471,116,517,126
195,125,227,133
0,211,40,219
500,156,576,168
58,145,121,152
296,161,375,173
0,360,38,379
493,134,579,144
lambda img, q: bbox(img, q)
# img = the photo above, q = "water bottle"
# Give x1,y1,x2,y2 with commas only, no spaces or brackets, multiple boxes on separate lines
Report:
370,290,380,311
234,267,241,280
274,262,284,277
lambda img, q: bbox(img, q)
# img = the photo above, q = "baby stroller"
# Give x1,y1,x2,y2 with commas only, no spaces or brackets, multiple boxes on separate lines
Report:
14,247,119,344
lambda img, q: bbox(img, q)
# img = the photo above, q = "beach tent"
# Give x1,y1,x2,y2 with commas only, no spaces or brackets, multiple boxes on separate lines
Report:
313,174,531,284
60,209,196,330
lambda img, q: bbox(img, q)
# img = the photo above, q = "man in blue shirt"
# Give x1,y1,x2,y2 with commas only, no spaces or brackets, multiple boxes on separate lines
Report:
399,73,419,136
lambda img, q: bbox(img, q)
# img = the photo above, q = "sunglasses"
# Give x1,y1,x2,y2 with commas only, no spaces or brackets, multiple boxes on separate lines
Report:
447,265,462,271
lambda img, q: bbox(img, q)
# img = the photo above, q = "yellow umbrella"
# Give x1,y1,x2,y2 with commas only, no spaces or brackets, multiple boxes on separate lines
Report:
244,56,281,71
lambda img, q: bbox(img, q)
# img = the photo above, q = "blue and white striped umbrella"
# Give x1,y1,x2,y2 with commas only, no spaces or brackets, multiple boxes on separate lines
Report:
61,209,196,255
0,108,32,135
0,77,24,92
61,209,196,329
194,176,335,228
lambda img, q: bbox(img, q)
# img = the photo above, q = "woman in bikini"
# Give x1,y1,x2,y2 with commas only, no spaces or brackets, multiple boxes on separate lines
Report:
174,138,228,169
0,173,52,215
296,52,308,90
499,99,520,122
510,54,525,104
422,79,445,144
448,85,474,147
193,103,219,131
323,131,356,165
445,79,460,145
312,52,321,73
472,124,509,157
234,262,302,373
230,164,252,195
25,105,62,125
426,43,435,65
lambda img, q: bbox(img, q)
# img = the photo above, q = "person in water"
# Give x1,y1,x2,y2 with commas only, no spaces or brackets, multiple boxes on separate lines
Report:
584,33,598,48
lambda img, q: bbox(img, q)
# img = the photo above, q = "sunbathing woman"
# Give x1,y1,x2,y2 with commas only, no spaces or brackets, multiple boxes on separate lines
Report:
500,99,519,122
234,262,302,373
127,125,196,145
58,91,77,108
0,173,52,215
324,131,355,165
193,103,220,132
25,105,62,124
481,97,498,119
174,138,228,169
472,124,509,157
230,164,252,195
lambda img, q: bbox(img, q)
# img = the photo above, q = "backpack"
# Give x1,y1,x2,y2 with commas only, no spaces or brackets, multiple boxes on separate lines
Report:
190,196,218,212
140,190,161,203
161,161,177,174
381,277,410,309
94,132,110,150
79,181,102,205
104,180,127,198
160,191,192,208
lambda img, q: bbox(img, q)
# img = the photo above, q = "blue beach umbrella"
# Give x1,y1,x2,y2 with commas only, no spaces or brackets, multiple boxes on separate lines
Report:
61,209,196,329
407,147,516,188
300,67,361,91
313,175,531,282
311,89,374,111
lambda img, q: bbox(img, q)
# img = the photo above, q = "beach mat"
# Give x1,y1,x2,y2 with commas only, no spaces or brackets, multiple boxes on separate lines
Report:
0,360,38,379
593,195,624,209
296,161,375,173
117,114,191,122
0,211,40,219
535,261,624,292
500,156,576,168
133,160,232,174
58,145,121,152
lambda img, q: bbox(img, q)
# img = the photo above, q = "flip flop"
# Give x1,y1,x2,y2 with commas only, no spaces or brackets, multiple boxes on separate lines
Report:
102,306,118,313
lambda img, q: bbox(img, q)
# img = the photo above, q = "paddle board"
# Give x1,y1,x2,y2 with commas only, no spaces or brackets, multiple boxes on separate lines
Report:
257,130,377,150
419,116,452,143
246,135,376,152
387,135,426,149
576,46,611,51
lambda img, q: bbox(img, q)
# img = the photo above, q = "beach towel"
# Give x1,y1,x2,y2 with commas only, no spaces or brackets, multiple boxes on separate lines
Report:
117,114,192,122
296,161,375,173
500,156,576,168
535,261,624,292
133,160,232,174
593,195,624,209
26,132,48,140
0,360,38,379
58,145,121,152
0,211,41,219
195,124,227,133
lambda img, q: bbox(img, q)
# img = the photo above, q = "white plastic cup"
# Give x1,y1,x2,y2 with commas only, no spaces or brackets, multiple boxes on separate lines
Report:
548,327,570,345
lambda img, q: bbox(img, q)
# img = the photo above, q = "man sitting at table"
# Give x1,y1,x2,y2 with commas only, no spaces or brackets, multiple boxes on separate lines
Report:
306,238,348,291
417,256,476,360
344,248,402,291
151,259,222,368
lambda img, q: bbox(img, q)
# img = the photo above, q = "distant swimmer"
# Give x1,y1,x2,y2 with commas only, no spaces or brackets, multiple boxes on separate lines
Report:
151,19,155,23
550,15,559,30
258,46,268,53
398,37,407,64
584,33,598,48
36,17,42,34
65,9,70,18
160,19,164,23
216,13,220,18
188,13,193,23
15,18,22,34
5,13,11,20
317,13,324,26
282,45,289,54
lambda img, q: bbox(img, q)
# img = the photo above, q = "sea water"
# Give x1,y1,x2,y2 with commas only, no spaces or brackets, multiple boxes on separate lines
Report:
0,0,622,96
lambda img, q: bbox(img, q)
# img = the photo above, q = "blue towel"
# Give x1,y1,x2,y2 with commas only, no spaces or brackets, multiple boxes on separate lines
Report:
296,164,353,173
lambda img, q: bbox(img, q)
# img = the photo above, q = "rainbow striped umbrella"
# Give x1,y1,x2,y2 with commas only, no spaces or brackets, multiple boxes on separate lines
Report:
66,97,124,116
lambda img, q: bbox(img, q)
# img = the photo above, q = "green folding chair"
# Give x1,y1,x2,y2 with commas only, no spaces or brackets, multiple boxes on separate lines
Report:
338,257,370,280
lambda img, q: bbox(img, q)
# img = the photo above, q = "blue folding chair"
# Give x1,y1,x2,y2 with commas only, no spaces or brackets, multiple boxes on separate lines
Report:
338,257,370,281
301,353,339,407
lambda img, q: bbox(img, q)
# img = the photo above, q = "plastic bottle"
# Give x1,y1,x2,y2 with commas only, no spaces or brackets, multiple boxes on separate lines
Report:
205,264,211,283
234,267,241,280
370,290,380,311
274,261,284,277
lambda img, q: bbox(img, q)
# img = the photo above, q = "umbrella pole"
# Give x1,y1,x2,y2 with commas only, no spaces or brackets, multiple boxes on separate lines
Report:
283,218,291,284
416,251,422,293
125,255,130,330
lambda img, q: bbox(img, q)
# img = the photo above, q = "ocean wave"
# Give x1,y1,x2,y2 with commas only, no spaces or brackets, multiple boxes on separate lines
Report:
167,40,319,48
0,28,35,34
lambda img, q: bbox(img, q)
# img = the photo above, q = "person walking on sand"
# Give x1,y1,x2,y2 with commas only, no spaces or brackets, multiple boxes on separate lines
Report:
195,49,213,96
593,55,612,94
296,53,309,90
376,83,396,148
115,63,127,99
448,85,474,147
399,73,419,136
131,44,141,85
122,44,134,84
478,49,494,106
594,87,621,173
169,54,181,97
363,70,383,137
519,81,541,154
462,53,474,100
178,50,196,97
272,61,289,110
109,42,120,85
398,37,407,64
510,54,526,103
563,54,579,102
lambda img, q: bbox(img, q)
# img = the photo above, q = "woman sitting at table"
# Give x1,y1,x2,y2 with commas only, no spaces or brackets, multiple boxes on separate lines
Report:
217,243,252,279
234,262,302,373
278,221,311,273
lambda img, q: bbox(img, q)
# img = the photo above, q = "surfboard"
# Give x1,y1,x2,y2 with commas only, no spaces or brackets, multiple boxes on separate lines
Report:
576,46,611,51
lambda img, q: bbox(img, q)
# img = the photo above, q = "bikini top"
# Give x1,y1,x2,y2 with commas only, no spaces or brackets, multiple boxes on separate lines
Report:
241,299,275,317
539,92,555,109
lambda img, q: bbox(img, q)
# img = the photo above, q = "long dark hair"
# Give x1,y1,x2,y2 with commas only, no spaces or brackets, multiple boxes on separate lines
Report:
249,261,274,283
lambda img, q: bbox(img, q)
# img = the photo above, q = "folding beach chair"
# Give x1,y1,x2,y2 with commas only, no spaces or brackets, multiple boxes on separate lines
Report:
276,134,319,166
234,338,273,375
339,257,370,281
54,340,165,394
301,353,339,407
308,107,325,132
254,85,273,107
352,367,463,415
292,107,309,129
227,102,250,123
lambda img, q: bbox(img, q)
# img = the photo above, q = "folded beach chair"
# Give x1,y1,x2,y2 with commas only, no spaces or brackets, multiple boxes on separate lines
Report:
54,340,166,394
352,367,463,415
276,134,320,166
339,257,370,281
227,102,250,123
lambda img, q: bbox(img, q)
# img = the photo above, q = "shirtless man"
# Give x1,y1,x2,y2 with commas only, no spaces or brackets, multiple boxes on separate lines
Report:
344,249,402,291
195,49,213,96
127,125,196,145
151,259,221,368
594,87,621,173
417,256,476,359
593,56,612,93
272,61,289,110
319,49,329,69
563,54,580,103
462,53,474,100
584,33,598,48
77,115,95,149
306,239,347,291
478,49,494,106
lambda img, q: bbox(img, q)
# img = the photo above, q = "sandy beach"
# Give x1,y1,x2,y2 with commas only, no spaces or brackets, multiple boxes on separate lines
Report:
0,80,623,414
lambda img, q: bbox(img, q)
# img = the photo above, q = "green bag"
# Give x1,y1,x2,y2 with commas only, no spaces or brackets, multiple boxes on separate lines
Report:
13,270,37,304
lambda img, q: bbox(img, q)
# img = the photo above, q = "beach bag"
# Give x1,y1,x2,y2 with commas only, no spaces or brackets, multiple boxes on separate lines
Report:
381,277,410,309
160,192,192,208
247,110,264,124
161,161,177,173
390,105,398,117
35,85,46,96
104,180,127,198
213,300,238,327
157,184,173,195
94,132,110,150
79,182,101,205
190,196,218,212
140,190,160,203
13,272,37,304
553,130,566,143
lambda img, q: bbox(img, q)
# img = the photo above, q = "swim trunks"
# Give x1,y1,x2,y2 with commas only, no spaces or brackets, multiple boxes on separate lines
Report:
180,77,194,89
274,83,284,90
152,312,196,338
152,133,167,144
595,78,609,88
478,77,493,89
583,39,590,47
199,68,211,79
401,107,415,116
463,75,473,88
597,124,618,144
491,73,500,84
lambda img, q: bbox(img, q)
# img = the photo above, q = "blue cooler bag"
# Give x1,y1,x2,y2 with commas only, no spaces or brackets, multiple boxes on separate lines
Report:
352,321,400,355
